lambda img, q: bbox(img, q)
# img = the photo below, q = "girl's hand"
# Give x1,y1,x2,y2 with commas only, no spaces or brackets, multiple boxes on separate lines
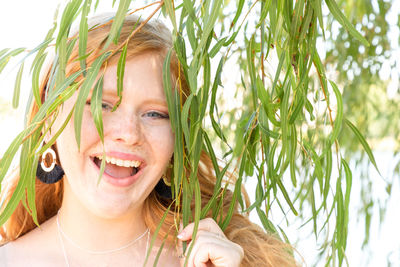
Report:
177,218,244,267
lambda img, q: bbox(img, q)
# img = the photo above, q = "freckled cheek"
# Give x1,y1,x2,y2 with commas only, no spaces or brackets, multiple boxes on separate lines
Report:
146,126,175,154
80,111,104,145
59,110,100,152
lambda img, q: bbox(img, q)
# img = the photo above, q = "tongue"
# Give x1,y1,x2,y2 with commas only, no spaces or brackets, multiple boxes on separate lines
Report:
104,163,133,178
94,158,135,178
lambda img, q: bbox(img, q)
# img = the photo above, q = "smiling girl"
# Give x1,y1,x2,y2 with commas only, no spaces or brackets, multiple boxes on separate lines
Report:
0,15,298,267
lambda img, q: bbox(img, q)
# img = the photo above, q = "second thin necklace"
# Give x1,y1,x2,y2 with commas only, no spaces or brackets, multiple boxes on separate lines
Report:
56,212,150,267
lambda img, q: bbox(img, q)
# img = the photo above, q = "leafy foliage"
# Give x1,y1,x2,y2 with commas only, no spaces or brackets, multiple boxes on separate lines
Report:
1,0,398,266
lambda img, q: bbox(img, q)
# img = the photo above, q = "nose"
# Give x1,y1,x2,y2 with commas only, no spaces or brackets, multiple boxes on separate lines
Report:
107,112,143,146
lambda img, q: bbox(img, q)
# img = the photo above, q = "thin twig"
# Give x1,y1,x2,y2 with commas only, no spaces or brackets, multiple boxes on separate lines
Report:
112,1,164,55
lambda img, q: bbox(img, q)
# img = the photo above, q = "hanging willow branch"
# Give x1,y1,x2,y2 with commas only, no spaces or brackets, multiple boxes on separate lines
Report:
0,0,382,266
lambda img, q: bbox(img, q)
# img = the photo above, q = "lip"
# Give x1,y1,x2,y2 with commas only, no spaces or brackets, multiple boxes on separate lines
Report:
90,151,146,187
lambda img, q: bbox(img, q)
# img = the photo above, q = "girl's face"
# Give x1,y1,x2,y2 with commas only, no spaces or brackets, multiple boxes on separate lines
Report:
52,53,174,218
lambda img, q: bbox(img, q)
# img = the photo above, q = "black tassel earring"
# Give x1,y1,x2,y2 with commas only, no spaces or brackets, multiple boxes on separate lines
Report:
36,147,64,184
155,173,172,199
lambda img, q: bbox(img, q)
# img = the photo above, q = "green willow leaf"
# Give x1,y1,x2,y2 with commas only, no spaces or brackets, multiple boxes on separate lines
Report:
341,158,352,214
90,75,104,142
311,0,325,38
56,0,82,47
182,0,199,26
256,207,279,235
224,28,240,46
97,148,106,185
0,47,26,74
272,50,285,96
32,53,47,107
277,179,298,216
0,125,34,184
183,179,202,267
209,37,227,58
37,104,76,155
323,143,332,201
256,0,271,28
18,39,53,67
0,48,10,59
143,204,172,267
209,57,227,143
329,80,343,144
181,94,193,146
288,93,304,124
56,34,68,85
113,43,128,111
79,0,92,74
289,124,297,186
0,169,29,225
325,0,369,46
153,235,168,267
164,0,177,31
162,50,175,125
47,82,79,117
289,0,305,41
344,119,380,175
34,70,85,124
186,16,197,52
74,51,111,150
297,4,313,45
103,0,131,49
193,0,223,58
303,140,324,191
12,62,24,109
26,155,40,226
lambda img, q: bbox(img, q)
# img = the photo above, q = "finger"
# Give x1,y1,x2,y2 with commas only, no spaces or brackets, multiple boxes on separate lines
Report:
178,218,224,241
187,235,240,267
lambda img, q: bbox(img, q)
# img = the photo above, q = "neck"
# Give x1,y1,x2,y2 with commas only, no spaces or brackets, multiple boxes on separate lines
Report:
58,187,148,252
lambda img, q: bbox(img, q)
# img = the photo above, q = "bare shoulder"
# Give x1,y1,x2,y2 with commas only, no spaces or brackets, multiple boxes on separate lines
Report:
1,217,60,267
0,244,8,267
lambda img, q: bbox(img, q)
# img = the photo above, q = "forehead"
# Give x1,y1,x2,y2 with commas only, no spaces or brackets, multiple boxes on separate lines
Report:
102,53,165,96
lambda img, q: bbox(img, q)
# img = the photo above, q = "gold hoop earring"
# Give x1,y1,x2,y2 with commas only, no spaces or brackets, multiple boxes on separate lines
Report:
162,174,171,187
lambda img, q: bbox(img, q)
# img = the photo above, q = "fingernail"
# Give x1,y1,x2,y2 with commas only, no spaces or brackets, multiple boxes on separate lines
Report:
177,230,185,239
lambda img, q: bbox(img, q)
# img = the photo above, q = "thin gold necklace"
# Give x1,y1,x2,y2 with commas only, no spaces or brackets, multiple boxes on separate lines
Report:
56,212,150,267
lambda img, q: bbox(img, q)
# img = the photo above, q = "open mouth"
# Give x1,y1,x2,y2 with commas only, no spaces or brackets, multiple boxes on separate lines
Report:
91,155,142,178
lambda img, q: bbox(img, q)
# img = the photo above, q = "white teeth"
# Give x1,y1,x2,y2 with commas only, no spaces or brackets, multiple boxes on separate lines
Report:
96,155,141,168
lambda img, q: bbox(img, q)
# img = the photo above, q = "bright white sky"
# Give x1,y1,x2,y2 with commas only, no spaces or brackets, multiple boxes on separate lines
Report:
0,1,399,266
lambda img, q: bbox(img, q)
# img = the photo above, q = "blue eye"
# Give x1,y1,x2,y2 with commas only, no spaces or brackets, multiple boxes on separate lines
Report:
146,111,169,119
101,103,113,111
86,100,113,111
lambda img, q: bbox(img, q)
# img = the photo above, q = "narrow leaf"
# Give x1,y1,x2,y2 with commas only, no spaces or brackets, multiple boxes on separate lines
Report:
74,52,111,150
325,0,369,46
12,62,24,109
90,75,105,142
344,119,380,175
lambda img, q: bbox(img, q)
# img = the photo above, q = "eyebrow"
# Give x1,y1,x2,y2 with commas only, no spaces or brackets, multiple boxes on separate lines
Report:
103,87,168,107
100,86,168,106
141,98,168,107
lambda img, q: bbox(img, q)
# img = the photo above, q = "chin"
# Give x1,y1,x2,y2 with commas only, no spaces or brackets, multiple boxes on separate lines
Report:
87,200,138,219
85,190,145,219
